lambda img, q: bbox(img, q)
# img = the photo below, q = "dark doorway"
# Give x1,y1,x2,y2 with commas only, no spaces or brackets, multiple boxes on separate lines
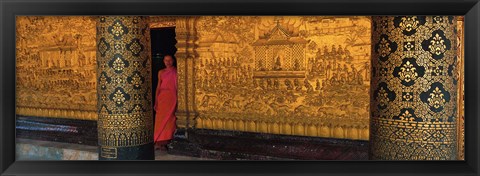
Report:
151,27,177,122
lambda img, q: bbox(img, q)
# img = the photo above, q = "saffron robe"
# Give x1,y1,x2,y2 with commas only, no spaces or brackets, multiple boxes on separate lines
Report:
154,67,177,142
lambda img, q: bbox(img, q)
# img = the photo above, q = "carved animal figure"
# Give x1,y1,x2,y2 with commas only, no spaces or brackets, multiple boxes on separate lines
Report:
200,94,219,108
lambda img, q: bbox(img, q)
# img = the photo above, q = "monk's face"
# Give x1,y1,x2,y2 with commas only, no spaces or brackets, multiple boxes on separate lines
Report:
164,56,174,68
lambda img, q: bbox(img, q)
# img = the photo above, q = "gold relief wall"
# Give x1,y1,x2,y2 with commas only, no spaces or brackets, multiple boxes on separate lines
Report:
15,16,465,153
16,16,98,120
192,16,372,140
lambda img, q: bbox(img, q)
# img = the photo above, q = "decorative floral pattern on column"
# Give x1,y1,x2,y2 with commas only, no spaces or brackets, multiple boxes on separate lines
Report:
373,82,396,110
375,35,398,62
392,108,420,122
420,82,451,114
393,58,425,86
394,16,426,36
96,16,152,160
371,16,457,160
422,30,452,60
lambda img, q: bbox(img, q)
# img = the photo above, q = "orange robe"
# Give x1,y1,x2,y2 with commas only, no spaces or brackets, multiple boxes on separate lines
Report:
154,67,177,142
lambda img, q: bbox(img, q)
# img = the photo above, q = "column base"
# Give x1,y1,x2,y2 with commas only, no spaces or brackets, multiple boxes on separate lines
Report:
99,142,154,160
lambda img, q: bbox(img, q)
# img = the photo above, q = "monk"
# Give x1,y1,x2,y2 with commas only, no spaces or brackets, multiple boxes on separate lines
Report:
154,55,178,151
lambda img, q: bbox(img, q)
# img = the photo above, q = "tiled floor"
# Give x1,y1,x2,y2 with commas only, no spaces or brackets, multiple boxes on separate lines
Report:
155,150,209,160
16,138,208,160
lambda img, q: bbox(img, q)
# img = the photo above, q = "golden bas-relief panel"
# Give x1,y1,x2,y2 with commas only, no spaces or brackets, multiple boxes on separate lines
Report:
193,16,372,140
16,16,98,120
15,16,465,151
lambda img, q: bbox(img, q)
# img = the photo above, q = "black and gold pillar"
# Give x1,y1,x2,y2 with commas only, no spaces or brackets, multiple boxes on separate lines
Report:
370,16,458,160
96,16,153,160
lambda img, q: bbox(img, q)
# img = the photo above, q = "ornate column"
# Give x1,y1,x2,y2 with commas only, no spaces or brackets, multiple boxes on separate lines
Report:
370,16,458,160
174,17,199,133
96,16,153,160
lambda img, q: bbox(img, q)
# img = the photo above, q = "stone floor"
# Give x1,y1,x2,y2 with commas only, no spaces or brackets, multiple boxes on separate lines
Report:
16,138,209,160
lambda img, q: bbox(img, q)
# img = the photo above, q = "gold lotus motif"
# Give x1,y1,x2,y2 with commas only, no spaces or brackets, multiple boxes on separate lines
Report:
100,74,108,89
379,38,392,57
377,87,389,107
429,33,447,56
399,61,418,83
112,22,125,37
113,90,126,105
399,110,414,121
428,87,446,109
400,16,419,32
113,57,125,71
132,73,142,88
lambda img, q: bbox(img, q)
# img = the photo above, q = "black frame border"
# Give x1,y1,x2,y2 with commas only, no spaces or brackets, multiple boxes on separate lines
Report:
1,0,479,175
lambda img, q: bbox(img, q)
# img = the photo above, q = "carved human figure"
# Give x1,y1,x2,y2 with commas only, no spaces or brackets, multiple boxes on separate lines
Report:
258,59,265,71
323,45,329,57
259,79,266,90
344,47,351,58
337,45,344,56
294,58,301,71
331,45,337,57
315,79,321,91
350,64,357,81
204,79,209,89
340,73,347,84
330,73,338,85
284,79,293,90
357,71,364,84
221,57,226,67
274,79,280,89
273,56,282,71
315,48,322,60
267,79,273,89
304,79,314,93
294,79,302,91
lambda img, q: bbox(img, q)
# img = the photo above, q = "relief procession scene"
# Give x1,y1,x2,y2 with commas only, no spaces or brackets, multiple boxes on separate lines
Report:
16,16,98,120
193,16,371,139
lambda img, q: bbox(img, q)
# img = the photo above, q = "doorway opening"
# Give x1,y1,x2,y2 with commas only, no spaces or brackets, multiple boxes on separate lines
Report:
150,27,177,124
